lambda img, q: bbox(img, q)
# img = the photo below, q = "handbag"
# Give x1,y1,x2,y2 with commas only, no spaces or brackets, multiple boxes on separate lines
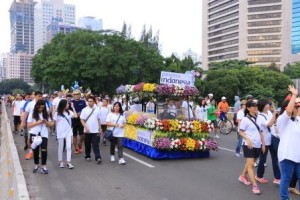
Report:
104,114,121,141
31,134,42,149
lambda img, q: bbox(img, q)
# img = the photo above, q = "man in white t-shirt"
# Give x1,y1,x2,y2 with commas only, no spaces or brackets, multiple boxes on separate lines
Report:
12,94,25,134
235,100,247,157
52,90,63,113
182,96,194,120
80,96,102,164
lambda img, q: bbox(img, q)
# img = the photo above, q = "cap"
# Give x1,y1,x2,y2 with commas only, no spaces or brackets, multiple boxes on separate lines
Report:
122,95,126,99
208,93,213,97
42,94,48,98
53,91,58,95
221,96,226,100
285,94,292,101
246,100,257,108
246,95,253,100
72,89,81,95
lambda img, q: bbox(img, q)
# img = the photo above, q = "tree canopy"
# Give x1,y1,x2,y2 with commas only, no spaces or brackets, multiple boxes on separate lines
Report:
284,62,300,79
0,79,31,94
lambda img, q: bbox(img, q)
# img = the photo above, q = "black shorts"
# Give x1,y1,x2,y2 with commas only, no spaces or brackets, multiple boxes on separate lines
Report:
13,116,21,125
72,118,84,136
211,120,218,128
101,125,107,132
242,145,261,159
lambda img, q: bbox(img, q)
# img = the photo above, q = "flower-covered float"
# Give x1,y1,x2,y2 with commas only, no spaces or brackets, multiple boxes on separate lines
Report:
123,112,218,159
116,82,218,159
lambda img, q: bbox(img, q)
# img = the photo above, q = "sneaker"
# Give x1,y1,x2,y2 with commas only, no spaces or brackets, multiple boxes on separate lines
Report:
254,162,258,167
273,179,280,185
40,167,48,174
25,152,33,160
85,157,91,162
255,175,268,184
110,155,115,162
215,135,220,139
58,162,64,168
96,158,102,164
252,185,261,194
238,175,251,185
78,148,84,153
33,166,39,173
24,145,28,151
119,158,126,165
264,163,267,167
66,163,74,169
289,187,300,195
235,153,240,157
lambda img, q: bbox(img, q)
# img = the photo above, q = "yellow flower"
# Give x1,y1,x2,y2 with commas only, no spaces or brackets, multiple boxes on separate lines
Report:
186,138,195,151
169,119,179,132
127,113,140,125
191,120,201,133
124,125,137,140
143,83,156,92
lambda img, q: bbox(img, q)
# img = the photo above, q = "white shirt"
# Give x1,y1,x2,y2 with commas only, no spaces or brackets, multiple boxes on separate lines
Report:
239,116,262,148
54,111,74,139
257,111,274,146
13,100,25,116
80,106,101,133
182,101,194,119
195,105,208,121
146,102,155,113
236,109,245,132
277,111,300,163
25,100,49,114
106,113,126,137
27,112,51,138
98,106,111,125
52,97,62,112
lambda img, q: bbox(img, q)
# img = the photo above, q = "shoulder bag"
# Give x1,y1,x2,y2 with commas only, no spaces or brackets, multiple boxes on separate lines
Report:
104,114,121,142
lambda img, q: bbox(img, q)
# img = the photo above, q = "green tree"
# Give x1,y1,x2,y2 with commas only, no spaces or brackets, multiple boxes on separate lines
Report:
0,79,31,94
31,30,164,94
11,89,25,95
209,59,254,70
284,62,300,79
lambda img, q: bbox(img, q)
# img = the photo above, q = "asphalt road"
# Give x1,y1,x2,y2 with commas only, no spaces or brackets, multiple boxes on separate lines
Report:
9,112,297,200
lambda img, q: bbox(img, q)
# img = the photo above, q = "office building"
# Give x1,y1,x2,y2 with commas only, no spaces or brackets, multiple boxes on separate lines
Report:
77,16,103,31
9,0,36,54
0,53,34,83
202,0,292,71
34,0,75,53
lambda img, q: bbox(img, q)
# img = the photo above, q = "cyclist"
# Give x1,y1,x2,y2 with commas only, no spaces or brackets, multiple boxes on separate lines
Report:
218,96,229,122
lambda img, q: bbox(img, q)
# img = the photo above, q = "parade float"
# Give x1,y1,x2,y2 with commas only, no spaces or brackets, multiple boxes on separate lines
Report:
116,71,219,159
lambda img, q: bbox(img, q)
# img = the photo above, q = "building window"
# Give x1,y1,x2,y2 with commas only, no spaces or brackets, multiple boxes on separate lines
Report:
209,0,227,7
248,35,281,41
248,0,281,5
248,27,281,34
247,57,281,62
209,12,239,25
209,0,239,13
248,13,281,20
248,20,281,27
209,39,239,49
209,46,239,55
208,53,239,61
248,50,281,55
248,42,281,48
209,5,239,19
248,5,281,12
209,26,239,37
209,18,239,31
209,32,239,43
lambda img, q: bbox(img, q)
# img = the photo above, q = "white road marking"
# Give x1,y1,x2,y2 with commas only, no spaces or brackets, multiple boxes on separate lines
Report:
115,149,155,168
219,146,243,154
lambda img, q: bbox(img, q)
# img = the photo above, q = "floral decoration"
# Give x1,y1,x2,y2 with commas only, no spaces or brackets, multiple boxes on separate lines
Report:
133,82,144,92
143,83,156,92
116,85,126,94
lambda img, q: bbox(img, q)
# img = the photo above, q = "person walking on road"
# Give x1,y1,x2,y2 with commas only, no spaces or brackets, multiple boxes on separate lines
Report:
238,100,266,195
71,90,87,154
235,100,247,157
27,100,54,174
207,99,219,138
12,94,25,135
277,85,300,200
98,98,111,146
106,102,127,165
54,99,78,169
255,99,280,185
80,96,102,164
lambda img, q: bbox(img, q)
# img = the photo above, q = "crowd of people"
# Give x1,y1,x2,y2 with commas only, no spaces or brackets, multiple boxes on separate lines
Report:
3,85,300,200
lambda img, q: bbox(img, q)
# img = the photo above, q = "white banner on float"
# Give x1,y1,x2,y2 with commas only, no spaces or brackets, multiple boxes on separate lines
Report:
137,129,154,146
160,71,194,86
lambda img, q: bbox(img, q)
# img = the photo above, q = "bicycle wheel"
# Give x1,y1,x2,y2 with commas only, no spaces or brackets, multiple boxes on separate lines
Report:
219,120,233,135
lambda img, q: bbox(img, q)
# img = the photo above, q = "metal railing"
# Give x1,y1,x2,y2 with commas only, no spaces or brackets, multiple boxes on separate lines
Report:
0,102,30,200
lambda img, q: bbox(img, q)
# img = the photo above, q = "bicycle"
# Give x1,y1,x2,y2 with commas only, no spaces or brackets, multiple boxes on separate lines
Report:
216,118,233,135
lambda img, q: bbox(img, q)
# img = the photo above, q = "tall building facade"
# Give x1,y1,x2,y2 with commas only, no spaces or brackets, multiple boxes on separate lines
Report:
9,0,35,54
292,0,300,54
202,0,292,71
77,16,103,31
0,53,34,83
34,0,76,53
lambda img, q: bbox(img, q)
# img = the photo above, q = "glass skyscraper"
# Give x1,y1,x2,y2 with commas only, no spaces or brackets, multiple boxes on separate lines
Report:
292,0,300,54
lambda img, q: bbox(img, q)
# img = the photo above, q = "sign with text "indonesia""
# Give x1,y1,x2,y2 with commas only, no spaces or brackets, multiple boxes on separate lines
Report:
160,71,194,86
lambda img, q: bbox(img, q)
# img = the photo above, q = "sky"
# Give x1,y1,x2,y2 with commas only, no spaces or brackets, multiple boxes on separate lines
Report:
0,0,202,57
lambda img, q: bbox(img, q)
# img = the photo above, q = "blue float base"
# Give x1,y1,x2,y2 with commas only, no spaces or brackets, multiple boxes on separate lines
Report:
123,138,210,160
